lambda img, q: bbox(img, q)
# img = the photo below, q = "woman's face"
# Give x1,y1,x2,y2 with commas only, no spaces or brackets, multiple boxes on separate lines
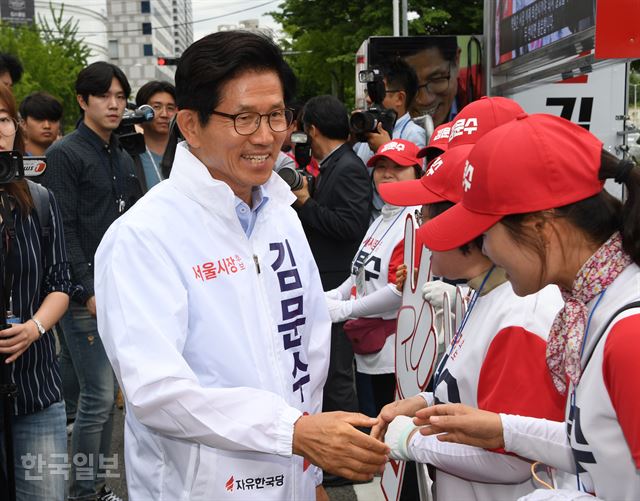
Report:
0,99,16,151
373,157,417,189
482,221,547,296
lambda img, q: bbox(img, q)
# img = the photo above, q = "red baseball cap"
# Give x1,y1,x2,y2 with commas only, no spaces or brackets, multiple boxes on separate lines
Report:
378,145,473,206
367,139,421,168
420,113,604,251
446,96,525,149
418,121,452,162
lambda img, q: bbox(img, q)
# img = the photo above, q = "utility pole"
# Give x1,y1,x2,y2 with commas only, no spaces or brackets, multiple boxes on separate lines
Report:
393,0,399,36
401,0,408,36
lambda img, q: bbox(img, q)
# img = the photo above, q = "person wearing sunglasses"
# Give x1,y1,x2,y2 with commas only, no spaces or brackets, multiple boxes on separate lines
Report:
93,31,389,501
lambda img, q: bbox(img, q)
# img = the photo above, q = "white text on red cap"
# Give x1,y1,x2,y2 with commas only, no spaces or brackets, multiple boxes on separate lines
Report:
462,160,474,192
433,127,451,142
449,118,478,141
426,156,444,176
380,141,406,153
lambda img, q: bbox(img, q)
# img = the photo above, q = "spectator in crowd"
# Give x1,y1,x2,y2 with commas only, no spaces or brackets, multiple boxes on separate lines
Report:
39,61,141,501
134,80,176,190
397,113,640,501
0,53,23,89
19,92,63,156
0,80,72,501
294,94,372,486
93,31,388,501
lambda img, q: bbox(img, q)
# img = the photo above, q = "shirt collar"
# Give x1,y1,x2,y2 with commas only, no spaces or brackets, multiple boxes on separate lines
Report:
77,121,119,151
319,144,342,168
234,185,268,213
467,266,508,296
169,141,295,214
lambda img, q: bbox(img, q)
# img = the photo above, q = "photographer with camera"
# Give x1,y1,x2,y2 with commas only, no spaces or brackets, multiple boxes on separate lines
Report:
39,61,141,501
353,58,425,166
19,92,63,157
0,82,72,501
134,80,176,190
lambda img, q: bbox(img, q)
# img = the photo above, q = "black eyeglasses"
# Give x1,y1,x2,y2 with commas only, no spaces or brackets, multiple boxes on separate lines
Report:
210,108,294,136
416,64,453,96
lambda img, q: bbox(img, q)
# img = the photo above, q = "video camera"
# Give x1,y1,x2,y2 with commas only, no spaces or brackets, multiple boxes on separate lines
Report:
114,104,155,157
350,68,397,142
0,151,47,184
276,131,315,194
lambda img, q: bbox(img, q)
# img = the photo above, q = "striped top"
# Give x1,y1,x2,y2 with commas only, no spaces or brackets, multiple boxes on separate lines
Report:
5,186,72,415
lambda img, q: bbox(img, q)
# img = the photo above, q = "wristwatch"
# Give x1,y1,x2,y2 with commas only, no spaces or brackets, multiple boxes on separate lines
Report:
31,317,46,338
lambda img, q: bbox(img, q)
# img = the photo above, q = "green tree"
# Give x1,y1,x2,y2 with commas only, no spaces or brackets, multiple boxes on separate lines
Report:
0,3,90,131
271,0,482,104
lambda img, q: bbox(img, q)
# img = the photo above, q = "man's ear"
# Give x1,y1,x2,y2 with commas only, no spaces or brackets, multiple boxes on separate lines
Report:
76,94,88,112
176,109,202,149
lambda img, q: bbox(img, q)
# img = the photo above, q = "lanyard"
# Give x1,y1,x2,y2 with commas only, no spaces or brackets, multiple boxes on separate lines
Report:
571,290,606,492
146,147,163,182
84,136,127,213
433,265,496,389
352,208,407,275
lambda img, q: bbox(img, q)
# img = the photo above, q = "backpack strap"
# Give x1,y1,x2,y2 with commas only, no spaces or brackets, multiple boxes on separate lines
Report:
26,179,51,240
582,300,640,370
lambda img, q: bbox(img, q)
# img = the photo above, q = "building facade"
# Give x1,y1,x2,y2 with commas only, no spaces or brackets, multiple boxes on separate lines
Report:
107,0,193,92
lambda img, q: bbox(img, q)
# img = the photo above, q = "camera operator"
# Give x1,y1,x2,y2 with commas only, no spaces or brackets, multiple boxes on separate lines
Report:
0,81,72,501
19,92,63,156
39,61,140,501
354,58,425,166
134,80,176,190
293,95,372,485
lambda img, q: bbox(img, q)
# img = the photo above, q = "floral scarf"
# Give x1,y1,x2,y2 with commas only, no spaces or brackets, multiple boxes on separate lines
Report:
546,232,632,394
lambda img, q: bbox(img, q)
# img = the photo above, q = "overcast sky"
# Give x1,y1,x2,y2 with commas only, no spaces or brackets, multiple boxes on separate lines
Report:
192,0,283,41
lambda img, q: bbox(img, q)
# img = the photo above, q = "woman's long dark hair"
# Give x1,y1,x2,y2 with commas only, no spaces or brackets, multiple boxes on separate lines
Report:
0,83,34,214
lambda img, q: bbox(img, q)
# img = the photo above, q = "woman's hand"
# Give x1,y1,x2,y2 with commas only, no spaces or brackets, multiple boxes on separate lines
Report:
413,403,505,450
0,320,41,363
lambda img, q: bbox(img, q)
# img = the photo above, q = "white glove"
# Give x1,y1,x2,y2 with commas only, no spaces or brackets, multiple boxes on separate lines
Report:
325,289,342,301
421,280,457,313
385,415,419,461
325,297,354,323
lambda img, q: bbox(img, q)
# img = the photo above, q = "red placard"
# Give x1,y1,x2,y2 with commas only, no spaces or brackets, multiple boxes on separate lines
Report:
595,0,640,58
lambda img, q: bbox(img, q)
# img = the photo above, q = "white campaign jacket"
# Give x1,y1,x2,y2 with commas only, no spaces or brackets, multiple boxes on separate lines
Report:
95,143,331,501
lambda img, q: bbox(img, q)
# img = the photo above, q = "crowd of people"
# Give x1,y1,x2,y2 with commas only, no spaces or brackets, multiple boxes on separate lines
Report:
0,27,638,501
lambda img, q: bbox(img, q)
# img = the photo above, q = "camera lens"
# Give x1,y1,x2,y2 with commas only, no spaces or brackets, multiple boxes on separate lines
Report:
277,165,304,191
350,112,376,134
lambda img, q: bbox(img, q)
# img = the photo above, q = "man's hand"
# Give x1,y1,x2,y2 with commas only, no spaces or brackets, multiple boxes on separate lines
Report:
370,395,427,441
293,411,389,481
86,295,97,317
292,176,311,207
366,123,392,153
316,485,329,501
413,403,505,450
0,321,41,363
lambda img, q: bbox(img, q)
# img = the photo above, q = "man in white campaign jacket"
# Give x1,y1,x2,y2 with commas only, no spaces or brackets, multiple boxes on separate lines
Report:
94,31,389,501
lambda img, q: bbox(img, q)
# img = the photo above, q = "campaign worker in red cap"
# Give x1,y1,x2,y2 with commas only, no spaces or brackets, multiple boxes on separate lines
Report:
422,121,452,164
324,139,422,419
372,109,566,501
413,113,640,500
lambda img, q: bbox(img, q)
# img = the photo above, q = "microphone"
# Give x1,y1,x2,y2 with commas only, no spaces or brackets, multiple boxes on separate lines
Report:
120,104,155,126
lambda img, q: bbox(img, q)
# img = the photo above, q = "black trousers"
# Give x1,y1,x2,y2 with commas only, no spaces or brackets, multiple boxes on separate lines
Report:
322,322,358,413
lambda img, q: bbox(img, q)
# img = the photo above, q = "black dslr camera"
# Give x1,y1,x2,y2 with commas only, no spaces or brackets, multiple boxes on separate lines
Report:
277,131,315,194
0,151,23,184
350,68,397,142
114,104,155,156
